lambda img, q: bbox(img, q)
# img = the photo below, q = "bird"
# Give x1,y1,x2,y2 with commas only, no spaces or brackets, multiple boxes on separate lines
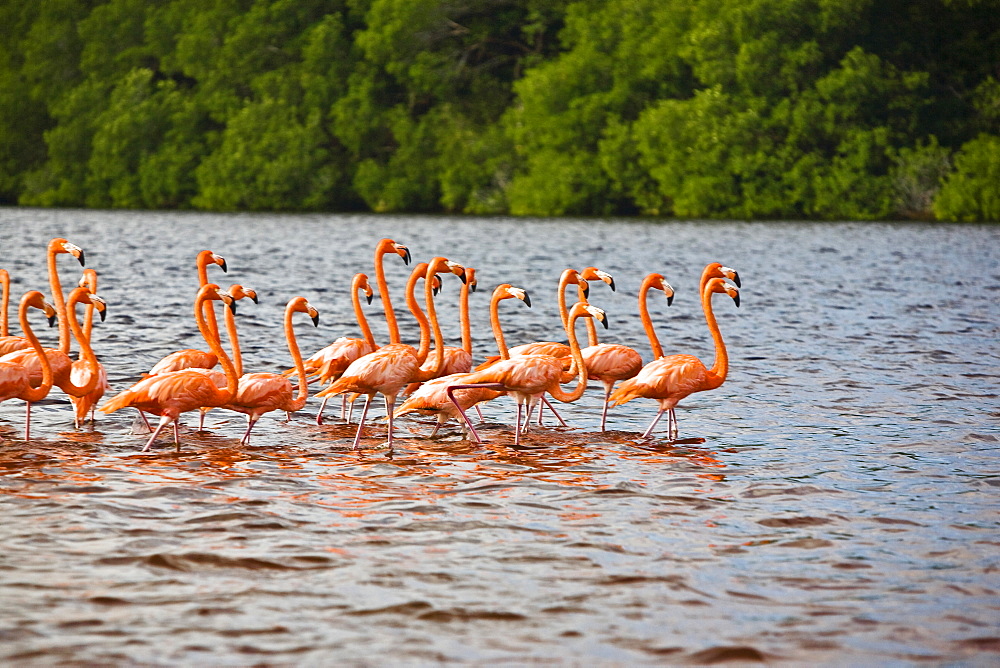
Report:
69,270,112,428
99,284,238,452
45,237,86,355
580,271,673,431
608,277,740,440
217,296,320,445
0,291,57,440
0,269,33,356
446,301,609,446
315,257,465,450
394,283,529,436
307,273,378,424
145,250,228,375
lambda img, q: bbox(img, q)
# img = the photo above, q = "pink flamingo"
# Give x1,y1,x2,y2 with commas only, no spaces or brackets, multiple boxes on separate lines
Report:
315,257,465,449
217,296,320,444
69,271,112,428
447,301,609,446
99,284,238,452
0,291,57,440
608,277,740,440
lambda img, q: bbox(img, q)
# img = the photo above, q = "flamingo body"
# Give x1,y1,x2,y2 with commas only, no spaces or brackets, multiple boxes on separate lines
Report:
314,337,376,384
395,372,503,434
148,349,217,375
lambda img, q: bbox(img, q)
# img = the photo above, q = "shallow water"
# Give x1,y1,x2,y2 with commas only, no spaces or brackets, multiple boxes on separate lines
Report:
0,208,998,664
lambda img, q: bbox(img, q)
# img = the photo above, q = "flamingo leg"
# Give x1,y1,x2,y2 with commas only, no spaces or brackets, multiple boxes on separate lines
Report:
668,408,678,441
641,408,666,439
447,383,503,444
137,409,152,430
514,402,524,446
24,402,32,441
142,416,174,452
241,416,258,445
352,394,372,450
600,384,613,432
199,409,206,431
340,395,348,422
474,404,484,423
173,421,181,451
384,395,396,449
316,394,331,425
541,396,568,427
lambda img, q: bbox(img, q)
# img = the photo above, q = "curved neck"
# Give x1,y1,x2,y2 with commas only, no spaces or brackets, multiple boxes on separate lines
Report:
639,276,664,359
1,270,9,337
404,263,431,361
548,309,588,403
196,295,238,402
491,294,511,360
702,285,728,389
18,298,53,402
63,291,100,396
556,269,575,329
576,280,599,347
375,245,401,344
285,304,310,410
223,303,243,377
196,253,221,341
48,245,71,353
415,262,446,381
82,271,97,340
352,276,378,349
459,276,472,354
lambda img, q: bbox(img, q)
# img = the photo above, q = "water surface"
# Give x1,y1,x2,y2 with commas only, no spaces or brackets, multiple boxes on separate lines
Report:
0,209,998,664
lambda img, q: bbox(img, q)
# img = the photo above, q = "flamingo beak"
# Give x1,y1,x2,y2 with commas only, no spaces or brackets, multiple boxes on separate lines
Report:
77,250,85,267
470,282,477,293
228,301,237,315
99,307,107,322
667,293,674,307
311,312,320,327
733,293,740,307
732,272,741,288
457,268,467,284
606,276,616,292
433,285,441,297
523,291,532,308
601,314,609,329
399,246,411,265
250,293,259,304
366,293,374,305
582,284,590,299
48,313,58,327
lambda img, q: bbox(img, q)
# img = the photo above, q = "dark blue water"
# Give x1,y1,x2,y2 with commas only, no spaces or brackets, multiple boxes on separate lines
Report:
0,208,998,664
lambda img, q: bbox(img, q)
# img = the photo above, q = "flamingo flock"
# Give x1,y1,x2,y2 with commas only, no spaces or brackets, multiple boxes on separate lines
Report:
0,236,742,452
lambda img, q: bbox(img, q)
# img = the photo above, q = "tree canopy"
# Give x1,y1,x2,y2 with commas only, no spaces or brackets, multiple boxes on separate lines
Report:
1,0,997,220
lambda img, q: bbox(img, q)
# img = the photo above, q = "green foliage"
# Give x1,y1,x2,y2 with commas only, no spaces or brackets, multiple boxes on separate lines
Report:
933,134,1000,221
2,0,998,218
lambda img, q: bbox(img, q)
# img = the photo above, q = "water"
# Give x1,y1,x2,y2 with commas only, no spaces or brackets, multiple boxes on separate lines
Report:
0,208,998,664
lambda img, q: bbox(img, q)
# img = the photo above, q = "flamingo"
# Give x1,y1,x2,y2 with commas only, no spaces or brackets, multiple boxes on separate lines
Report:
395,283,530,436
99,284,238,452
447,301,609,446
0,288,105,416
315,257,465,450
217,296,320,444
404,265,479,396
309,274,378,424
46,237,86,354
69,270,112,428
0,291,57,440
579,271,673,431
607,277,740,440
0,269,33,355
145,250,228,375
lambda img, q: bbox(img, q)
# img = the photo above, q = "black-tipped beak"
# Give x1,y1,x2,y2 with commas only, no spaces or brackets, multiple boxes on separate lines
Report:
600,315,609,329
732,272,741,288
733,293,740,308
458,270,467,284
228,301,237,315
311,313,320,327
433,285,441,297
402,248,411,265
667,294,674,307
78,251,86,267
47,314,58,327
220,259,228,273
608,277,616,292
471,283,477,293
366,294,374,305
98,308,107,322
582,284,590,299
250,294,259,304
523,291,532,308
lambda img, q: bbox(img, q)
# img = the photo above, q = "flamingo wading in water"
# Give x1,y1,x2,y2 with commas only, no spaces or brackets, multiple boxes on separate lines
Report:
0,291,57,440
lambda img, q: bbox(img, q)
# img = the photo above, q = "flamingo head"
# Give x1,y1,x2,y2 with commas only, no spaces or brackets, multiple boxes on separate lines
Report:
571,302,609,329
706,277,740,308
51,238,86,267
228,284,259,304
355,273,374,304
24,291,59,327
704,262,740,288
498,284,531,308
77,268,98,291
287,296,320,327
467,267,477,293
86,293,108,322
393,241,411,265
582,267,616,292
431,274,443,296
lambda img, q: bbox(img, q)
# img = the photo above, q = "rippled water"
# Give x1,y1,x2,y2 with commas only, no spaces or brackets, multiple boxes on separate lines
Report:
0,208,998,664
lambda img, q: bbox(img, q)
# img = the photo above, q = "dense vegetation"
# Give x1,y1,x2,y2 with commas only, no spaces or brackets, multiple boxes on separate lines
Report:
1,0,997,220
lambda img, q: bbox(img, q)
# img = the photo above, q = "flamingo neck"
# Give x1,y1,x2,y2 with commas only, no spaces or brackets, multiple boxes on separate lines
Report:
224,304,243,377
405,263,431,361
491,294,510,360
48,246,71,353
639,276,664,359
415,262,445,381
196,253,221,342
285,304,310,409
577,280,599,347
459,279,472,354
1,270,9,337
64,292,100,396
196,296,238,401
547,309,588,403
376,246,401,344
18,297,53,403
352,278,377,350
702,285,728,388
